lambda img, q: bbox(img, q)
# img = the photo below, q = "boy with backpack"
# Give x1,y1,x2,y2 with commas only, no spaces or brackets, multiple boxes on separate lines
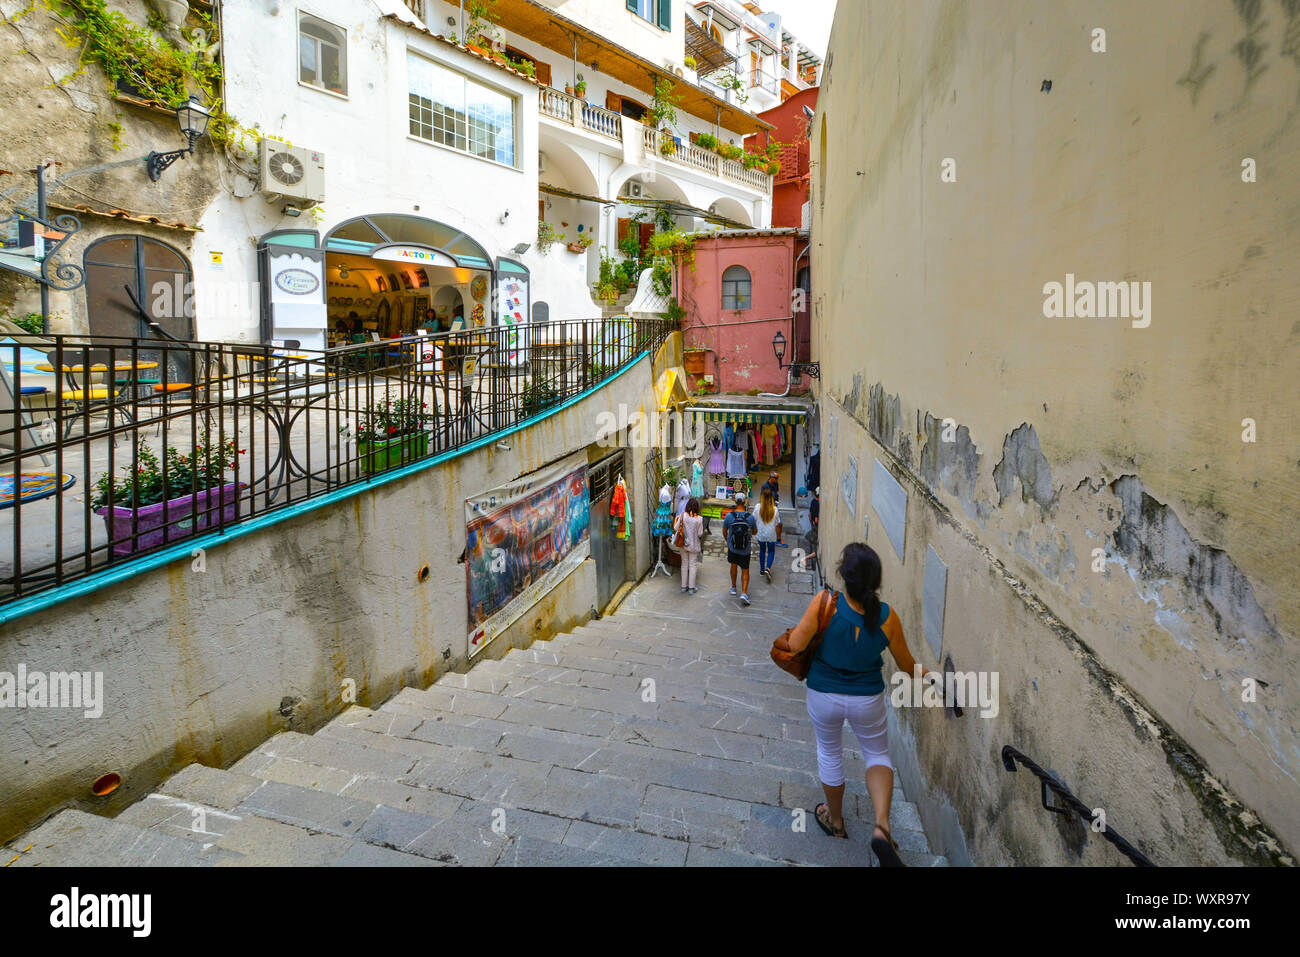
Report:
723,491,759,605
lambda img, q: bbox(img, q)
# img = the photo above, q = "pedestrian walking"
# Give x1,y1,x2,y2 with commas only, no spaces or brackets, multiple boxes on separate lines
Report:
761,471,788,546
754,487,781,583
780,543,933,865
675,498,704,595
722,491,758,605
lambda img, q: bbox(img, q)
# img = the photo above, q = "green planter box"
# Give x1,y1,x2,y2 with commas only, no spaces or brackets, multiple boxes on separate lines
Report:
358,431,431,473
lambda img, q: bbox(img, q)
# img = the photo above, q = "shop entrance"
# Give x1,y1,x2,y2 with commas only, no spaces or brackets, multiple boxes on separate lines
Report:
319,214,514,346
587,450,628,611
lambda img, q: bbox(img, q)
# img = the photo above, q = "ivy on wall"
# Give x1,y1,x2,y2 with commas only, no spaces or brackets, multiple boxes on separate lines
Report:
23,0,269,153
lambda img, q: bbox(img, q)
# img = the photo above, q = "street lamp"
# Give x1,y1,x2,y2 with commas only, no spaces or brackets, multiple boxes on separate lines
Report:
771,328,819,380
772,329,787,366
146,95,212,181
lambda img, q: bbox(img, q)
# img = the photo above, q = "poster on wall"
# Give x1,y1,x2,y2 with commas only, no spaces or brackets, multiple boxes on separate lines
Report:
465,450,591,657
498,272,528,367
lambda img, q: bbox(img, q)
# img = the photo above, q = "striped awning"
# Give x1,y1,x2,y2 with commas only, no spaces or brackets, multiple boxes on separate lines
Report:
687,405,807,424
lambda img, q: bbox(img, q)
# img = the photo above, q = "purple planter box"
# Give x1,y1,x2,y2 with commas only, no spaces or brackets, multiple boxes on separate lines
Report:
96,482,246,557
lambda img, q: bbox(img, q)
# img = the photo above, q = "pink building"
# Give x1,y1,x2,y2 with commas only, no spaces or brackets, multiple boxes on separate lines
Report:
676,227,812,397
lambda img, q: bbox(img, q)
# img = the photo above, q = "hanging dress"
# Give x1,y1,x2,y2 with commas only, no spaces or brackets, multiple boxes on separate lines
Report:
726,444,747,479
675,478,692,516
690,460,705,498
707,437,726,475
652,484,674,537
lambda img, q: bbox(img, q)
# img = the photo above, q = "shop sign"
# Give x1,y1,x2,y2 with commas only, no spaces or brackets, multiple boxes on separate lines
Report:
371,245,457,268
274,267,320,295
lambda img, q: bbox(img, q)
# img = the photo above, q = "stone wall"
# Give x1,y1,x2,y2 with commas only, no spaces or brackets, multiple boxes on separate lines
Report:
811,0,1298,864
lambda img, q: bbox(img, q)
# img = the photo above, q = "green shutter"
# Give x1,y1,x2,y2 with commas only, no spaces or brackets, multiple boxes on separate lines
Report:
627,0,638,13
657,0,672,31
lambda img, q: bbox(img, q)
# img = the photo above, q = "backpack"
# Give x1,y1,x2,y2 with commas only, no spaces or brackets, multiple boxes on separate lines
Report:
727,513,752,553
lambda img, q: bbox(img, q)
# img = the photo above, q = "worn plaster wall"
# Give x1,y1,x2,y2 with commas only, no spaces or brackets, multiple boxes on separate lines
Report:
812,0,1298,863
0,0,223,328
0,356,657,843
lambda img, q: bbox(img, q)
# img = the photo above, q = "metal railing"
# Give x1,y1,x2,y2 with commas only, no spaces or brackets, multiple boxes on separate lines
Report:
1001,745,1156,866
0,317,668,606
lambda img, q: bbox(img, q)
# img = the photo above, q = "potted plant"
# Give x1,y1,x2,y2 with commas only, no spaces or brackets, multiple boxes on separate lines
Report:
575,74,587,98
464,0,498,55
659,136,677,157
91,434,247,557
537,220,564,255
695,132,719,151
564,82,573,95
352,396,433,473
765,158,781,176
567,233,594,253
520,379,561,416
327,71,344,94
719,142,744,161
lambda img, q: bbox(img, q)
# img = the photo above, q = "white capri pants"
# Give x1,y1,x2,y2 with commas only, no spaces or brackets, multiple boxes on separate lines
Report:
806,687,892,787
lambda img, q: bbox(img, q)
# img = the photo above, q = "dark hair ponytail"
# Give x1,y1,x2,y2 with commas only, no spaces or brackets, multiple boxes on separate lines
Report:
837,543,882,624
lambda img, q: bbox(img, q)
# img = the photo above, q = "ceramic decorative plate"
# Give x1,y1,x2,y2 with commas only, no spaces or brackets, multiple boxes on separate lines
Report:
470,276,488,301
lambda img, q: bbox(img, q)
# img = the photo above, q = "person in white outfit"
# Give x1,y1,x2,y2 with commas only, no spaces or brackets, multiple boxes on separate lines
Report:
675,498,705,594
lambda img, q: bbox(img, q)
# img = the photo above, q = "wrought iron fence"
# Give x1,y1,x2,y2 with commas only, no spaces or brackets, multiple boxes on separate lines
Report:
0,317,668,605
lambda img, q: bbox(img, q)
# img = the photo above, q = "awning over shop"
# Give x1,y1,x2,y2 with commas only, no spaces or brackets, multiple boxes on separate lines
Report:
686,405,807,424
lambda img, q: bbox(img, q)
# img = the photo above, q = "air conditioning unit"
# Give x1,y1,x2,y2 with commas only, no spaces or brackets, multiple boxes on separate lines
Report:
673,66,685,78
259,141,325,205
628,182,643,198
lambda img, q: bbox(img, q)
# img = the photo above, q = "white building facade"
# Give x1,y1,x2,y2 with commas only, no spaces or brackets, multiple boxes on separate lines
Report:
185,0,780,348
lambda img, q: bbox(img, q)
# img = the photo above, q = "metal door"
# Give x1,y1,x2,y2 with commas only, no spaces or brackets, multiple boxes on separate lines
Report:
588,451,627,611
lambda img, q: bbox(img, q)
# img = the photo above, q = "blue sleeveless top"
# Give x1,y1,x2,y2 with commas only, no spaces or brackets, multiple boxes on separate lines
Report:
806,594,891,695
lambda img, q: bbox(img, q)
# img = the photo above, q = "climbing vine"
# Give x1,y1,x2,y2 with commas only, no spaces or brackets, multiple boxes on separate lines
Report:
37,0,261,152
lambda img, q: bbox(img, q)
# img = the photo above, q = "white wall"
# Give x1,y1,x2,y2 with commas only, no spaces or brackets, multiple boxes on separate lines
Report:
194,1,589,340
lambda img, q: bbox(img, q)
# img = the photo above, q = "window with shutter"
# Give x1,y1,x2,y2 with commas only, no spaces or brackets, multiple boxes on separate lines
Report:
606,91,622,113
657,0,672,31
617,218,631,243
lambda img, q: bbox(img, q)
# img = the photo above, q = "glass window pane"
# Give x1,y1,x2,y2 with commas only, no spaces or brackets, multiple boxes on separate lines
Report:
300,35,317,83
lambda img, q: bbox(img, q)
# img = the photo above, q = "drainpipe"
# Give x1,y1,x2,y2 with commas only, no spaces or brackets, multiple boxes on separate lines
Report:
572,32,579,89
35,163,48,335
459,0,464,37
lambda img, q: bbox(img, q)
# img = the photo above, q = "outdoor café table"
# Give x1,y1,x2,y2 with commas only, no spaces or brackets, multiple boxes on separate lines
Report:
34,360,160,374
234,374,342,503
0,471,75,509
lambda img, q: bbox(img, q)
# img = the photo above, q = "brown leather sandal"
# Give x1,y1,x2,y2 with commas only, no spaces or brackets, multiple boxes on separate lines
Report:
814,803,848,839
871,823,904,866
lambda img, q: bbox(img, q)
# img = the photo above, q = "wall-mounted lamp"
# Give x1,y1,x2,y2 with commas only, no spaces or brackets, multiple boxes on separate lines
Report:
499,209,510,224
146,95,212,181
511,242,531,255
772,329,819,379
283,204,302,217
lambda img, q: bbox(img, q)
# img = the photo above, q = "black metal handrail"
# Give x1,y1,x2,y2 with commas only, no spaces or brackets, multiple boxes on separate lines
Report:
0,317,669,607
1001,745,1156,866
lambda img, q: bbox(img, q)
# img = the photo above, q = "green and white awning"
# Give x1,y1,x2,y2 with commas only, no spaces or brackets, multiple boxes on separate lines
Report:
687,406,807,425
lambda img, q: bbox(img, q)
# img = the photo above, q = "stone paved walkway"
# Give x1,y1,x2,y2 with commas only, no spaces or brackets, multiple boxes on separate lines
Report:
6,545,945,866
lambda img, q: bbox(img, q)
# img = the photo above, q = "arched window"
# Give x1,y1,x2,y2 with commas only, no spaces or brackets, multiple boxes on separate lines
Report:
300,13,347,95
721,265,751,310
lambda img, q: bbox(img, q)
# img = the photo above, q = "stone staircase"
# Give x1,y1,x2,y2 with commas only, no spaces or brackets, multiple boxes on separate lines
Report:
5,573,947,867
601,288,637,319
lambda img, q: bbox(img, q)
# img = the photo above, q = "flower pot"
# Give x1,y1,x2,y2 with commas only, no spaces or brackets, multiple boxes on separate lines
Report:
97,482,246,557
567,242,587,253
357,431,431,473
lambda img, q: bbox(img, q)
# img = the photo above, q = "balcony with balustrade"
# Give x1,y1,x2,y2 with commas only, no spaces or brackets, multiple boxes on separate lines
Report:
538,87,772,197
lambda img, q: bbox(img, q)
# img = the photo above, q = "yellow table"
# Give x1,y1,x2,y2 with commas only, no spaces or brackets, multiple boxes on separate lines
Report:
35,360,159,373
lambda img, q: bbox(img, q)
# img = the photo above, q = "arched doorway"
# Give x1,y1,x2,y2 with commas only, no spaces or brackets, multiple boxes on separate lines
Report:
83,234,193,381
320,214,503,342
